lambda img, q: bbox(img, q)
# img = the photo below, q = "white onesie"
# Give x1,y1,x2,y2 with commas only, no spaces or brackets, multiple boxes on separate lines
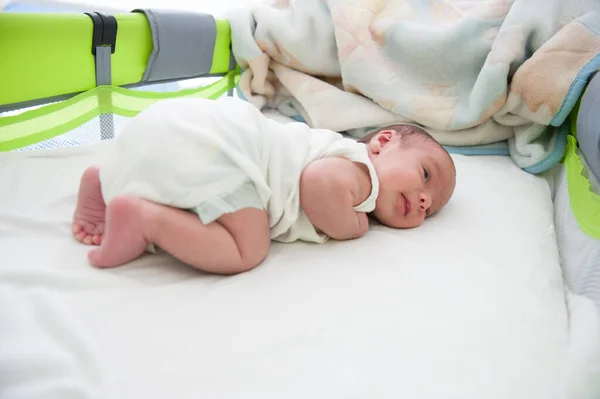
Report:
99,96,379,244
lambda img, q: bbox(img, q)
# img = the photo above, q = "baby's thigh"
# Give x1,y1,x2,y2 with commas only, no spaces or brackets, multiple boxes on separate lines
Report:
217,208,271,267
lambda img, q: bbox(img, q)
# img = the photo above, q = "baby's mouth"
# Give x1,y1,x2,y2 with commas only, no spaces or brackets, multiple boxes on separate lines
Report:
403,194,411,216
397,194,411,216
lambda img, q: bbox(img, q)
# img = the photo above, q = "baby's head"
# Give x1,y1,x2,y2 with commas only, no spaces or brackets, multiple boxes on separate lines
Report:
360,124,456,229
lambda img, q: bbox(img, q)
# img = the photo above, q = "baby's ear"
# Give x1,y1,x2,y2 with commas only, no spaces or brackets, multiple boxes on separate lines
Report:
370,129,396,153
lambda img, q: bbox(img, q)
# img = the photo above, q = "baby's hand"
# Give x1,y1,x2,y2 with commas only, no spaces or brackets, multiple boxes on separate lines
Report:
356,211,369,237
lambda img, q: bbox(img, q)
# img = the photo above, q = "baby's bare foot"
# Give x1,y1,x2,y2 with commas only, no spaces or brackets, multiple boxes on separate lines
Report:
87,195,151,268
72,166,106,245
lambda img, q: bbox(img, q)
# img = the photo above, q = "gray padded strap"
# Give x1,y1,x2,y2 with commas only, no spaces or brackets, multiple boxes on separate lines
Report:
577,71,600,181
94,46,112,86
132,8,217,83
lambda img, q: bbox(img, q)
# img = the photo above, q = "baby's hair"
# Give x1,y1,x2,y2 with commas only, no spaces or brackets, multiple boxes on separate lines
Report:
360,124,456,172
358,124,437,145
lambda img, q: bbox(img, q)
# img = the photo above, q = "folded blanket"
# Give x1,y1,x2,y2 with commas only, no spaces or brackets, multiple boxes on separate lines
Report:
229,0,600,172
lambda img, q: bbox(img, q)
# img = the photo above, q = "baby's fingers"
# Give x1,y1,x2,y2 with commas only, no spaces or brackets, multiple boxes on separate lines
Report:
356,212,369,235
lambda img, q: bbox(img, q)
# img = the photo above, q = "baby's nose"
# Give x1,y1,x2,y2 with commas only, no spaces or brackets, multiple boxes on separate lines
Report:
418,192,432,212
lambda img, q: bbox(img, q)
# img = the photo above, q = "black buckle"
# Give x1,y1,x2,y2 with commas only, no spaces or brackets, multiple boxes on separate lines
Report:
85,12,118,55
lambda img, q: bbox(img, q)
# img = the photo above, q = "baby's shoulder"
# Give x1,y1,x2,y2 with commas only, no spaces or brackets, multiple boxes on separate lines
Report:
302,157,363,188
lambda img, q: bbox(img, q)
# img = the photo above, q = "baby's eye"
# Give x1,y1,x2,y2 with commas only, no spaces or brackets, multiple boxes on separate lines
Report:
423,168,430,182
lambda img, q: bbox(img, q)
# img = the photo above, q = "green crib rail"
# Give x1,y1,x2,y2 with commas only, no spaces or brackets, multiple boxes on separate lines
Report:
0,12,235,109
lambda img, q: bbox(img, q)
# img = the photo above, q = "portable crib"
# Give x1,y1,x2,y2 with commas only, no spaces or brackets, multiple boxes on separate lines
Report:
1,3,600,399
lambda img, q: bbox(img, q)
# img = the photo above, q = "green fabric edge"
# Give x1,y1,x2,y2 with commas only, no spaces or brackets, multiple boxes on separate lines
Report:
564,134,600,239
0,71,239,151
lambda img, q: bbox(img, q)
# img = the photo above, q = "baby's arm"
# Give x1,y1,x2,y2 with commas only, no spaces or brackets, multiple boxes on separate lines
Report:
300,157,370,240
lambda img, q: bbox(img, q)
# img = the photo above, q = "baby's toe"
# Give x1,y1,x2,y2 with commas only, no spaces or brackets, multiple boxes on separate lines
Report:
75,231,87,242
72,223,83,234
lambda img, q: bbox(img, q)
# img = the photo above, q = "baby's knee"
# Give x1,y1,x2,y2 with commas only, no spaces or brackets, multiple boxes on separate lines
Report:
236,237,270,273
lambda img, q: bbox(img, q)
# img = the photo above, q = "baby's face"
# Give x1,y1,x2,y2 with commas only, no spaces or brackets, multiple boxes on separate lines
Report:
368,132,456,229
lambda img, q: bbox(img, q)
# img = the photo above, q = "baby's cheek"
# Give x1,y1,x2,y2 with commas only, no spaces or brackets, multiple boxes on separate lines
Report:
374,195,390,215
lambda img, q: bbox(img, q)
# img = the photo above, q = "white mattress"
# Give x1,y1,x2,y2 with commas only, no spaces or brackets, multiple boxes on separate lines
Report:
1,130,600,398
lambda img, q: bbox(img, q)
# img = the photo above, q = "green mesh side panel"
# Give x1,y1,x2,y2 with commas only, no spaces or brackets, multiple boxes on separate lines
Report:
0,71,239,152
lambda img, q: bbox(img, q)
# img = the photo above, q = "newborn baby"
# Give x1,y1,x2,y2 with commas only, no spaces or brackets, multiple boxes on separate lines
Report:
72,97,456,274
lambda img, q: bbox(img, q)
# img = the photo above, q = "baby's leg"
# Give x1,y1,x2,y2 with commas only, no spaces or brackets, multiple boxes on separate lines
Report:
88,197,271,275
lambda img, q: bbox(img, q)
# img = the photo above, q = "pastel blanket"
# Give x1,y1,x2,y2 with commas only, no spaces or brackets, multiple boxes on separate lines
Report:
229,0,600,172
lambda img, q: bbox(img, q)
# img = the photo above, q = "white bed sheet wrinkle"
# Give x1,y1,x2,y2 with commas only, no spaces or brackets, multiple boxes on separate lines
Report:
0,286,120,399
1,121,600,398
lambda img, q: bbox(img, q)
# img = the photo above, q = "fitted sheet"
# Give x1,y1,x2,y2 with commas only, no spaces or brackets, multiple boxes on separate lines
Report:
1,131,600,398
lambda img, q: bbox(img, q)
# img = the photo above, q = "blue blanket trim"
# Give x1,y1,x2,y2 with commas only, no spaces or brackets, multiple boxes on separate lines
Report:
531,18,600,172
444,143,509,156
551,53,600,127
523,123,569,174
551,14,600,127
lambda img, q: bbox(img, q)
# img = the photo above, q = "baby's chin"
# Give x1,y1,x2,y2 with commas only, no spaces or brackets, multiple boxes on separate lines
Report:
370,208,424,230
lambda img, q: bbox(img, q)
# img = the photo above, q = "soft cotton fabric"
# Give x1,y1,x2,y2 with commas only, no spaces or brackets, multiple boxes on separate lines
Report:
99,96,379,243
